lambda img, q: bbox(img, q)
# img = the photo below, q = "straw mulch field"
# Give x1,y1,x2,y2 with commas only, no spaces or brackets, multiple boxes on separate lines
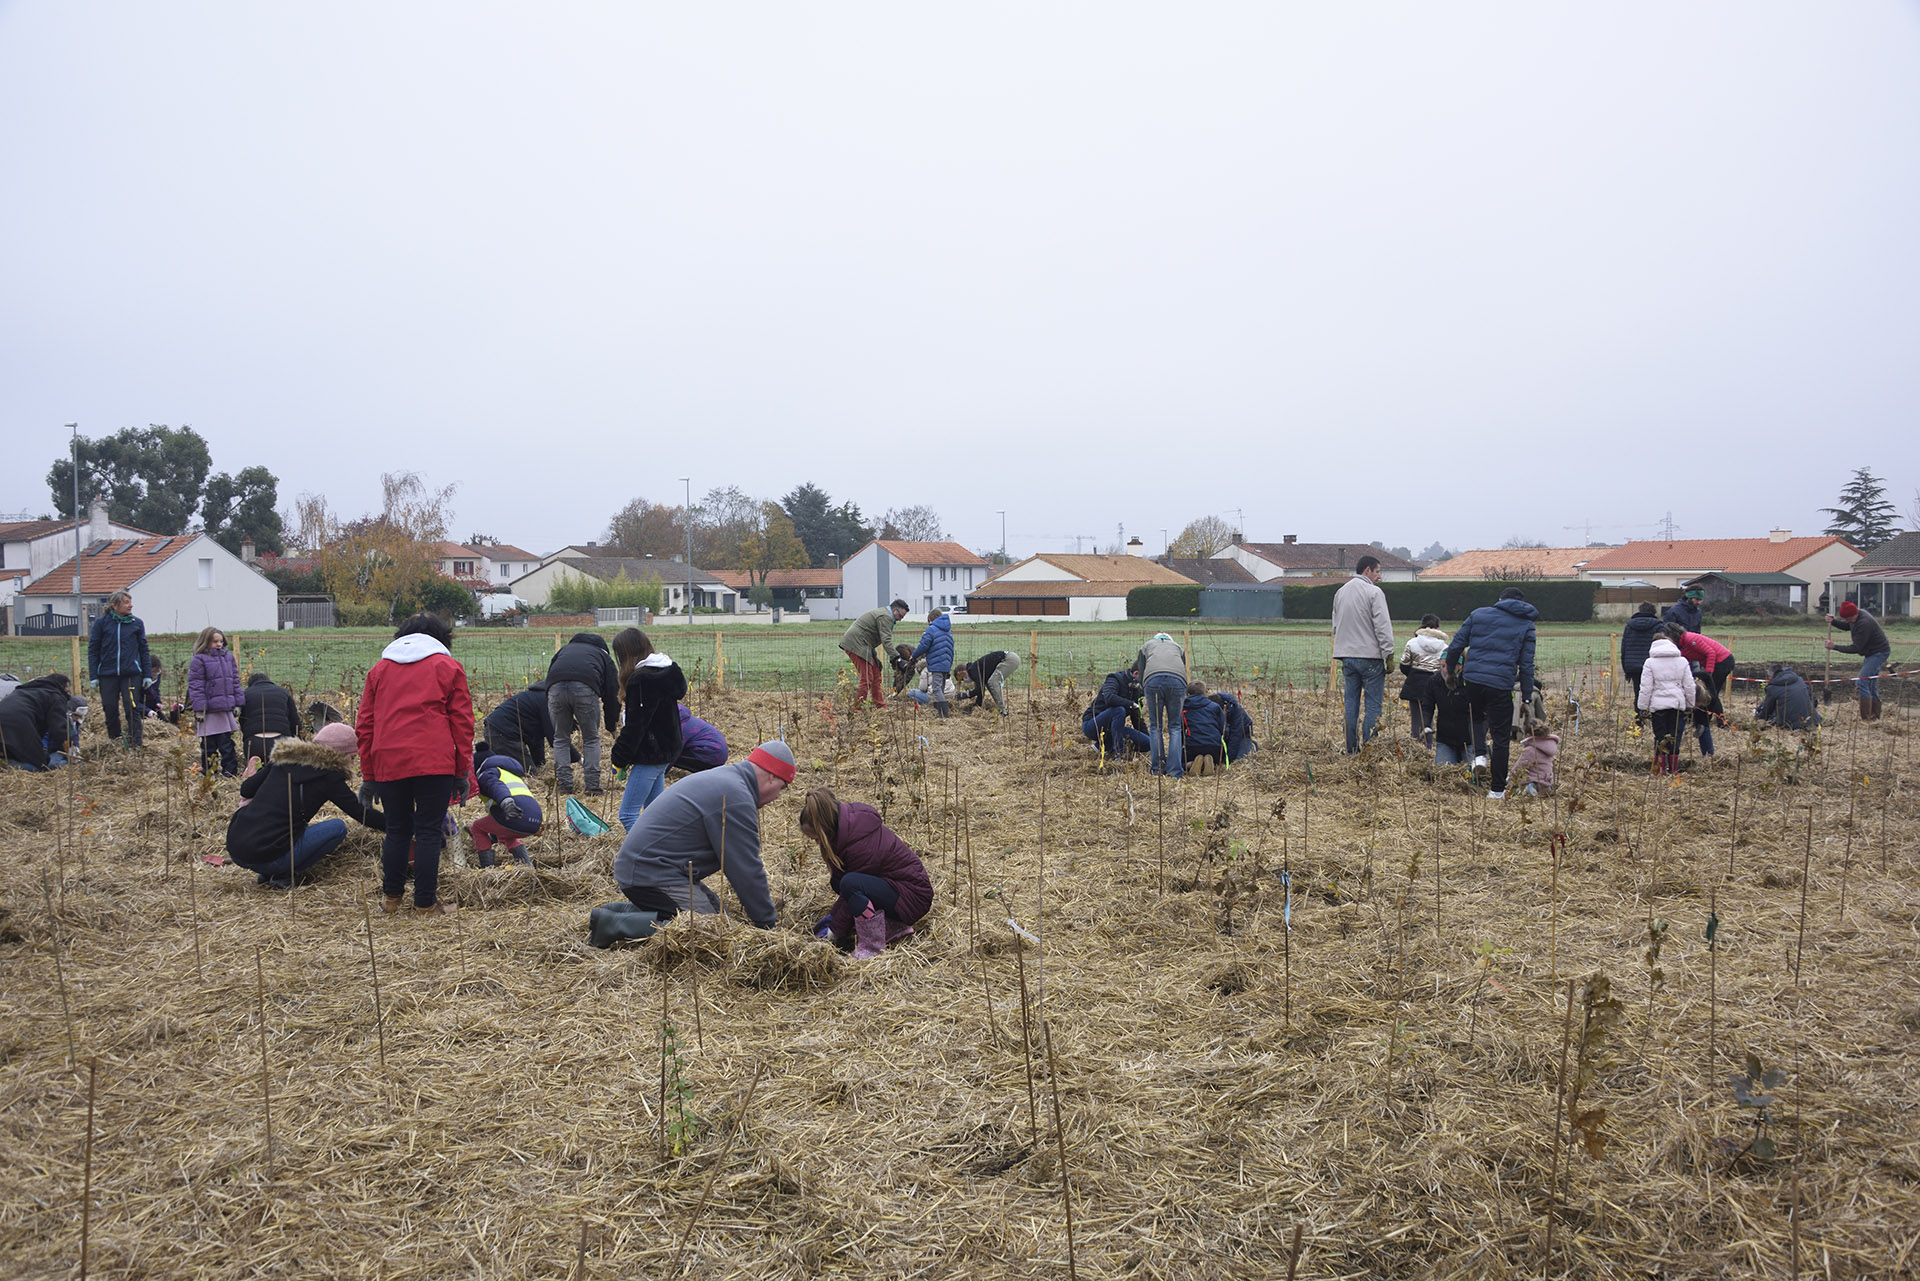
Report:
3,676,1919,1279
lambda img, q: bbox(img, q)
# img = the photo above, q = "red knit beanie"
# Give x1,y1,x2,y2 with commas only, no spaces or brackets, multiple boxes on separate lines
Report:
1838,601,1859,620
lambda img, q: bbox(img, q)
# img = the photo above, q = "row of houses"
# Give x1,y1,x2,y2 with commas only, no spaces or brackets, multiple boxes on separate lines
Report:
8,505,1914,637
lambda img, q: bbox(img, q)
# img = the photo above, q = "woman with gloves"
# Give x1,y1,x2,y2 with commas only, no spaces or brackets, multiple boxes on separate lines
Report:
800,786,933,959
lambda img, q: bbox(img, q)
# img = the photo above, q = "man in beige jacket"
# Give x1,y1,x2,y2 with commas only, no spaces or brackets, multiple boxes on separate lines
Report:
1330,555,1396,754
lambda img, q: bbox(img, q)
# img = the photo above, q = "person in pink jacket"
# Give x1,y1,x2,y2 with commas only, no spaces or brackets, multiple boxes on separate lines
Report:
1667,624,1734,756
1515,716,1560,796
1637,634,1696,774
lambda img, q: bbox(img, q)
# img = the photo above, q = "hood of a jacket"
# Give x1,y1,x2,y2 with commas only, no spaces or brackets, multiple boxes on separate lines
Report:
568,632,610,652
1647,637,1682,659
638,652,674,669
1415,627,1448,642
17,675,69,695
837,801,883,847
1623,614,1665,637
1768,668,1805,688
1529,733,1560,756
1492,598,1540,623
269,739,353,773
246,672,277,687
380,634,451,664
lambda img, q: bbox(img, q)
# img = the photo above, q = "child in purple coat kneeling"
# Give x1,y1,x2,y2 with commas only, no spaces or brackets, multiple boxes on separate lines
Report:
799,786,933,959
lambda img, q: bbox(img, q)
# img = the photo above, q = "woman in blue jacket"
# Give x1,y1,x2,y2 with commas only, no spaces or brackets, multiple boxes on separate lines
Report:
908,609,955,719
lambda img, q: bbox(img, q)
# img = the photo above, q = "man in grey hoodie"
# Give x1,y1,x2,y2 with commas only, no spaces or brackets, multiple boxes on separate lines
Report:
1132,632,1189,778
613,739,796,926
1330,555,1396,754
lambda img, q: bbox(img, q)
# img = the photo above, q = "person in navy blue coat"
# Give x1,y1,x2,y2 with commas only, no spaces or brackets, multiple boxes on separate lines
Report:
1443,587,1539,800
1181,681,1226,774
908,608,955,718
1618,603,1666,703
87,590,151,749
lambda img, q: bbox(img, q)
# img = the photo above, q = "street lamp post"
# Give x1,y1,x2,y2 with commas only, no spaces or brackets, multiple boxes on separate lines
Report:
679,477,693,621
996,510,1006,565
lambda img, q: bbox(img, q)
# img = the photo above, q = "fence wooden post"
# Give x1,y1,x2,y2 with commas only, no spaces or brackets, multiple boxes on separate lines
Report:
1607,633,1619,706
553,631,563,653
71,634,82,682
715,632,725,689
1029,630,1039,694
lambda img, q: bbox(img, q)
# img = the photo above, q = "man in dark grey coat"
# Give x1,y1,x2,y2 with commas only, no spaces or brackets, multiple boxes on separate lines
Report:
1755,664,1821,731
546,632,620,794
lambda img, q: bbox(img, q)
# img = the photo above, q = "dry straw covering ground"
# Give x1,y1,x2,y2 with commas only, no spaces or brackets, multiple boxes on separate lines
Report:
3,670,1918,1279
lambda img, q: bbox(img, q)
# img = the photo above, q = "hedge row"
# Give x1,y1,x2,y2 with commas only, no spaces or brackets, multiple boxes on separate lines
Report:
1282,579,1597,623
1126,584,1202,617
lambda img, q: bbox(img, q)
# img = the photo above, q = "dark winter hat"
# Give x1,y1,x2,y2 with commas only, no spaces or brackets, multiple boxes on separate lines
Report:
1838,601,1859,620
1498,587,1526,601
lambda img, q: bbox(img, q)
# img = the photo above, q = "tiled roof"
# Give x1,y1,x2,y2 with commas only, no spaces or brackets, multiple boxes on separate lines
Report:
484,544,537,561
1853,531,1920,569
1,518,159,543
1419,547,1596,580
968,579,1168,599
1158,557,1257,586
1231,542,1417,572
1026,554,1196,585
20,535,200,595
870,540,990,567
1581,536,1857,574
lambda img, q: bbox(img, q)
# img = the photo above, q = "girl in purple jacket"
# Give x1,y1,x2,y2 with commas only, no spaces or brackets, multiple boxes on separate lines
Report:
799,787,934,959
188,627,243,776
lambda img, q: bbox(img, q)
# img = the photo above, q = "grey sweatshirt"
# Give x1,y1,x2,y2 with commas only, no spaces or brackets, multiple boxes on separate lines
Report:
1132,637,1187,683
612,761,776,927
1330,574,1395,661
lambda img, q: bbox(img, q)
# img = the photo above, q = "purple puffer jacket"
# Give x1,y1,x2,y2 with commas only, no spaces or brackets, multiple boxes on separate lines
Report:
188,650,243,714
826,802,934,936
675,705,729,770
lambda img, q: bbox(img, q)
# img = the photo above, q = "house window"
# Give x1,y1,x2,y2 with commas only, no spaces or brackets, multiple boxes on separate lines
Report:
1859,582,1882,614
197,557,214,589
499,565,509,579
1887,583,1911,617
922,595,932,612
924,569,933,591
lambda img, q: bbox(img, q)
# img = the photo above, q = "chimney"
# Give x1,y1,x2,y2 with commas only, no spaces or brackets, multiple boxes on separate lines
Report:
1283,534,1298,545
240,536,256,563
1337,546,1347,569
1768,528,1792,543
87,495,109,545
1126,537,1146,557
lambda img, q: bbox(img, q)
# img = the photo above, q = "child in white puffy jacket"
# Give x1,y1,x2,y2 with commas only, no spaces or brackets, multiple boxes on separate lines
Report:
1635,635,1696,775
1398,613,1450,745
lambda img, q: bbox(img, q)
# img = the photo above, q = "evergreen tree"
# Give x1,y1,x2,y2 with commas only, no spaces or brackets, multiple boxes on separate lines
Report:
1820,467,1901,550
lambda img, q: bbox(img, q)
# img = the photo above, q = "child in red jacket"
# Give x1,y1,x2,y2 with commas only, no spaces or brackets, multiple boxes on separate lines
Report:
799,786,934,959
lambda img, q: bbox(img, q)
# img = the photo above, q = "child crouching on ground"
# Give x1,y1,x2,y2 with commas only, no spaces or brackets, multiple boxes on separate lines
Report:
1515,717,1559,796
799,785,933,959
466,752,544,867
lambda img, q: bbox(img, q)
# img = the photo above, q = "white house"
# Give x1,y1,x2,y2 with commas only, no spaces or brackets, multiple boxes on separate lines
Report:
965,552,1198,622
830,540,991,621
15,530,278,636
437,541,543,593
1214,538,1420,582
510,554,736,615
2,498,152,616
1578,532,1859,608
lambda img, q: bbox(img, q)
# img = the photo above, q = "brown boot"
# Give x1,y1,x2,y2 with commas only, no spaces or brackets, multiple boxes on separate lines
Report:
1860,697,1874,722
1871,696,1884,722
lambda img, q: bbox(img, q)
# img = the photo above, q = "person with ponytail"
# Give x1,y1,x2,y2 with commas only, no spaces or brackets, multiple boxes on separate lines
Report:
797,786,933,959
608,627,687,832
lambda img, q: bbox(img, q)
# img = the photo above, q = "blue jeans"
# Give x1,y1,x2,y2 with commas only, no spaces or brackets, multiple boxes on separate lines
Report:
11,752,67,771
1143,673,1186,777
249,818,347,887
1342,658,1386,754
1434,741,1466,766
1858,650,1887,699
1083,709,1149,756
837,871,899,918
618,764,669,832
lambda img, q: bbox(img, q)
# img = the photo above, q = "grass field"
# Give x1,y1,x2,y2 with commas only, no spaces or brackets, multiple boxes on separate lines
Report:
0,618,1906,709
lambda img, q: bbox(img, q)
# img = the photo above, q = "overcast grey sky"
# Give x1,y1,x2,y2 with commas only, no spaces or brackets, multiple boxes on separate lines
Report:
4,3,1918,559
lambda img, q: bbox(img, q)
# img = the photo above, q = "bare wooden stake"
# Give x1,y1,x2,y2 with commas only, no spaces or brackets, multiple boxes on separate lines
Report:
80,1055,98,1281
40,873,77,1068
1792,807,1814,988
1041,1020,1078,1281
669,1063,765,1277
361,899,387,1072
658,961,669,1161
254,945,274,1172
1545,979,1576,1271
1283,1223,1304,1281
1156,773,1166,895
1009,923,1039,1141
574,1217,589,1281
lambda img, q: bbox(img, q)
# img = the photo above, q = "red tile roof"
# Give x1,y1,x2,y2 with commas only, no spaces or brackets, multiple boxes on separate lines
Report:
869,540,989,567
1232,542,1417,572
20,536,201,595
1581,537,1857,574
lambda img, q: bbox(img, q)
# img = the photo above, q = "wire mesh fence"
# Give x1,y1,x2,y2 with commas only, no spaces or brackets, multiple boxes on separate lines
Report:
0,621,1909,712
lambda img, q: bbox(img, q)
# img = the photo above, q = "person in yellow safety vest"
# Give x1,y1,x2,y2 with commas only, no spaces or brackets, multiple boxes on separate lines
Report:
466,752,546,867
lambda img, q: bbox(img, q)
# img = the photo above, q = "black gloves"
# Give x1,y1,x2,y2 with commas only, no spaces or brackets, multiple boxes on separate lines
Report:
499,797,523,823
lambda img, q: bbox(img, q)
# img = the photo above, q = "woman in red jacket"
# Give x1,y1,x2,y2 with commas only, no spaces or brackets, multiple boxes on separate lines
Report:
798,786,933,959
1666,623,1734,756
356,613,474,917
